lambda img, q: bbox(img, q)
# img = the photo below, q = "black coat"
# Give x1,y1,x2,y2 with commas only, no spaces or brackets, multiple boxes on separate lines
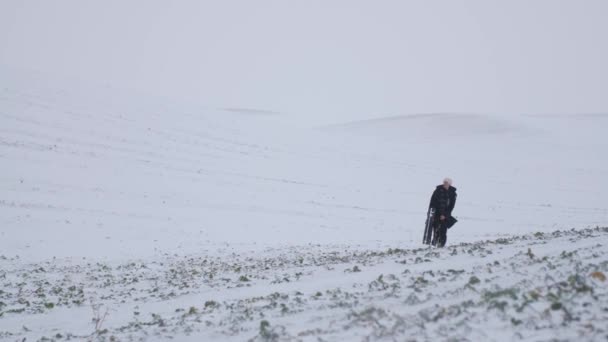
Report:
429,185,457,217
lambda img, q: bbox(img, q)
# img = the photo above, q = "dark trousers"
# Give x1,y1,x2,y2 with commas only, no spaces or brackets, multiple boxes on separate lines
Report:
433,219,447,247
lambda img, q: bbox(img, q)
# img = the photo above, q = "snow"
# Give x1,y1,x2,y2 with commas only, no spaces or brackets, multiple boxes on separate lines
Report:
1,68,607,341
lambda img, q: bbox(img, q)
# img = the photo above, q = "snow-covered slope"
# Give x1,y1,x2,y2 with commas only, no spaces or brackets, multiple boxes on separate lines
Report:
3,227,607,341
1,68,607,340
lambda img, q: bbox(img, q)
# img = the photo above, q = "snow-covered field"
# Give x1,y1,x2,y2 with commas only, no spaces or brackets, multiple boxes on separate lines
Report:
1,68,607,341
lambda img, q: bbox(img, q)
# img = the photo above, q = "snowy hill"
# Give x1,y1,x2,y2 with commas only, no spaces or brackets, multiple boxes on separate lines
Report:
1,69,607,340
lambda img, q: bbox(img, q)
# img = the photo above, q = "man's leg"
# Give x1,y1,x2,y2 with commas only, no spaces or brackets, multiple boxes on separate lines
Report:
431,220,440,246
438,222,448,247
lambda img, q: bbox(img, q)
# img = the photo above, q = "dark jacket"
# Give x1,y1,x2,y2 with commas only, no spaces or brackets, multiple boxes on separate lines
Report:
429,185,457,216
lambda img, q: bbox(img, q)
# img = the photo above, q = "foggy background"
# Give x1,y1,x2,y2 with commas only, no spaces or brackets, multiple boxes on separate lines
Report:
1,0,607,125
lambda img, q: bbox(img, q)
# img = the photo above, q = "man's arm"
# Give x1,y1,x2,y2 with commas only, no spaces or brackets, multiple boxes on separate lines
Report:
448,190,457,215
429,189,438,209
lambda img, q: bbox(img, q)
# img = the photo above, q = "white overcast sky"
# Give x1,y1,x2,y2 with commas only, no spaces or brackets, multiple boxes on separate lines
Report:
1,1,607,123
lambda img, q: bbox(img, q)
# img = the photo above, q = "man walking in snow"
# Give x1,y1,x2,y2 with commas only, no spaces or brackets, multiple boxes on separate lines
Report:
428,178,457,247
